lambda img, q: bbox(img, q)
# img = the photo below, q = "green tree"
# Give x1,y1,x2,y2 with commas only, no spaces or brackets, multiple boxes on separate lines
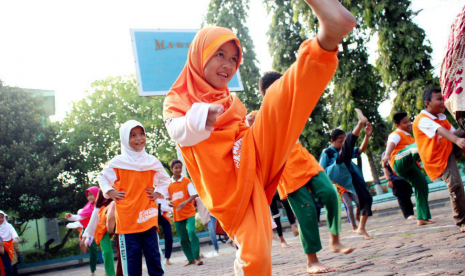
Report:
366,0,437,116
265,0,330,158
0,82,77,224
58,76,176,197
204,0,262,111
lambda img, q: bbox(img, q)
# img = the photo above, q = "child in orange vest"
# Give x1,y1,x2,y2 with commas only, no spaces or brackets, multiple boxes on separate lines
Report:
163,1,356,274
412,87,465,231
253,72,354,274
167,160,202,266
98,120,171,276
382,112,433,226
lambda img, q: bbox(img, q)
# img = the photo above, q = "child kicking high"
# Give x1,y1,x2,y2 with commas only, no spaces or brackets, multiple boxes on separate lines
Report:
382,112,433,226
320,109,374,240
163,1,356,274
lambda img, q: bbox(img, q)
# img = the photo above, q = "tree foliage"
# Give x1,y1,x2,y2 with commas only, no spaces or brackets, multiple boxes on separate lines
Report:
204,0,262,111
58,76,176,203
365,0,437,116
0,82,77,222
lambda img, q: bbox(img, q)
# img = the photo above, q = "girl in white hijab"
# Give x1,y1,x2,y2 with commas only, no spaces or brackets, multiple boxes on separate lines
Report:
97,120,170,276
0,211,19,276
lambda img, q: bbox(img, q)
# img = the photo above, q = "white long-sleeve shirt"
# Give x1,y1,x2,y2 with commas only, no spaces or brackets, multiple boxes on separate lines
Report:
165,103,212,147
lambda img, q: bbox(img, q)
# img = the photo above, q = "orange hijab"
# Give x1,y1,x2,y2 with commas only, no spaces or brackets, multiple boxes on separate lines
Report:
163,27,247,128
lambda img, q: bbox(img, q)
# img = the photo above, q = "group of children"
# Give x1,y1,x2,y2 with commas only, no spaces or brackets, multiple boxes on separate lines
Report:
52,0,464,275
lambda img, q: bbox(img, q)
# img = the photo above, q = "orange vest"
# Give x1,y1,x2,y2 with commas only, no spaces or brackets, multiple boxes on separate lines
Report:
94,206,108,245
113,169,158,234
413,113,453,180
168,177,196,222
3,239,14,260
277,142,324,199
389,130,416,167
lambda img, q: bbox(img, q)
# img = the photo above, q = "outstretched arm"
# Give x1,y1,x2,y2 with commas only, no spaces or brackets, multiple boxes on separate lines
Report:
437,127,465,149
304,0,357,51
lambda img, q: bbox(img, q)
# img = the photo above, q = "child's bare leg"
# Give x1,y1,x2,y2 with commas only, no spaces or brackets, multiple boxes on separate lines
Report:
329,233,355,254
307,253,335,274
356,215,373,240
291,223,299,236
353,109,368,136
106,201,116,234
304,0,357,51
279,236,291,248
417,219,435,226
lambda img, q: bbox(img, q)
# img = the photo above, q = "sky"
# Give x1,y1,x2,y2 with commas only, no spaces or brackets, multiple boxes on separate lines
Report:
0,0,463,181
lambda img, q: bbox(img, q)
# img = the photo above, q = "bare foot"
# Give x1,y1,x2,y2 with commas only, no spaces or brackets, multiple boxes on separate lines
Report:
417,220,435,226
460,224,465,232
307,262,335,274
196,259,204,266
356,229,373,240
330,241,355,254
183,261,196,267
354,108,368,124
352,225,358,232
165,259,173,265
355,215,360,222
407,215,416,220
281,241,291,248
291,223,299,236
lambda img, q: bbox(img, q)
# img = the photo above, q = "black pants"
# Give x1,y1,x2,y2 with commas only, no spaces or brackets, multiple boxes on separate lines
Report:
392,179,414,219
270,191,296,237
340,132,373,216
1,252,12,276
158,205,173,259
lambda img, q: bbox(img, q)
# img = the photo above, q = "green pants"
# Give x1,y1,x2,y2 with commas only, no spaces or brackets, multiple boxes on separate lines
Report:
89,239,98,273
174,216,200,262
100,233,116,276
393,146,431,221
287,171,341,254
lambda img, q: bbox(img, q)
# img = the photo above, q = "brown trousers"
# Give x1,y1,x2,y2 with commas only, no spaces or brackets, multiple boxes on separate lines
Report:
442,128,465,226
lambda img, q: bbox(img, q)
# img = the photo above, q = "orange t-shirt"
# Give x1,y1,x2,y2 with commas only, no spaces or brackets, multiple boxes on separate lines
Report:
94,206,108,245
389,130,416,167
277,142,324,199
168,176,196,222
113,169,158,234
173,38,338,236
413,113,453,180
3,239,14,260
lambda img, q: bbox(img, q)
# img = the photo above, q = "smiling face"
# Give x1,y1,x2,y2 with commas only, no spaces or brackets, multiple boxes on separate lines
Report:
396,116,412,133
425,91,446,116
204,40,239,89
129,126,146,151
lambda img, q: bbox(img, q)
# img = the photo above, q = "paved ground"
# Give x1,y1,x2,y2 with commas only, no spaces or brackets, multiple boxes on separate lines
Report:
32,199,465,276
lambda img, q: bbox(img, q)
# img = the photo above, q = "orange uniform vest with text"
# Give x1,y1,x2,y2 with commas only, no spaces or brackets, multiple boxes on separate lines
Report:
277,142,324,200
113,169,158,234
389,130,416,167
413,113,453,180
168,177,196,222
94,206,108,245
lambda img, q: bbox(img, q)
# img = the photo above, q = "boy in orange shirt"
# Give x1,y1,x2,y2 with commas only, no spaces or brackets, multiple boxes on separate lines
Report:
382,112,433,226
167,160,202,266
98,120,171,276
412,87,465,231
163,1,356,274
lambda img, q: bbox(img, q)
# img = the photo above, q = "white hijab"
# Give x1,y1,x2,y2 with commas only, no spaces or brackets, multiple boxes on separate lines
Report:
0,210,15,241
107,120,164,171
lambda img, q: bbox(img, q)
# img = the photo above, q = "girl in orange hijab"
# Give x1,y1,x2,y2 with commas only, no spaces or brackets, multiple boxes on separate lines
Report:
163,1,356,274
